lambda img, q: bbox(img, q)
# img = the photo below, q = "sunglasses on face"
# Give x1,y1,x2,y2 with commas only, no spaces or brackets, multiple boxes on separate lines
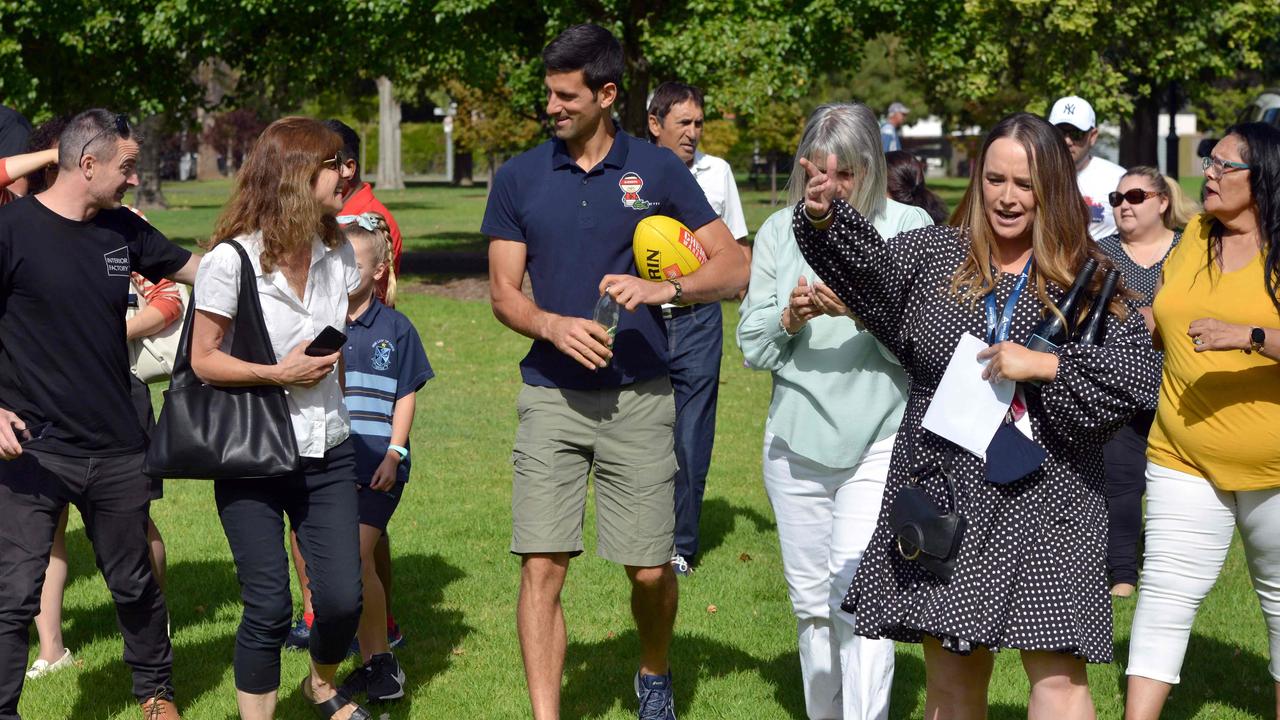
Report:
1056,125,1089,144
321,153,354,178
1108,189,1160,207
78,114,131,165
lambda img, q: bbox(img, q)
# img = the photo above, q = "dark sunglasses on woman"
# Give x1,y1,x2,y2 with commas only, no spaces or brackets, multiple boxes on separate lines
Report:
1108,189,1160,207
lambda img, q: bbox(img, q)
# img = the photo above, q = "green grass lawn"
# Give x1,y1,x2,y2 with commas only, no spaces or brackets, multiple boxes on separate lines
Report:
20,175,1262,719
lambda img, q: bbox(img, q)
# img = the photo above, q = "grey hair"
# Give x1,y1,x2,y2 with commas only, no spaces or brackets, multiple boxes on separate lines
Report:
58,109,132,170
785,103,887,219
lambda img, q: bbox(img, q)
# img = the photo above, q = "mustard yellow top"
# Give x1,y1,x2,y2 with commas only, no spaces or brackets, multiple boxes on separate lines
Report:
1147,213,1280,491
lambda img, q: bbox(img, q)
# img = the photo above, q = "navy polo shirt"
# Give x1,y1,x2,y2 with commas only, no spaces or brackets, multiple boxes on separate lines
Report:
343,299,434,484
481,127,718,390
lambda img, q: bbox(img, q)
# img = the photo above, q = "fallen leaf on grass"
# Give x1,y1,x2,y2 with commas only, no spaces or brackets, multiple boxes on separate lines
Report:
605,631,616,639
739,553,752,562
451,646,466,656
435,341,445,347
706,604,718,614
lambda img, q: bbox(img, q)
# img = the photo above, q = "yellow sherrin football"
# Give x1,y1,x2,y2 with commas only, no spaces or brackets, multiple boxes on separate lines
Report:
632,215,707,281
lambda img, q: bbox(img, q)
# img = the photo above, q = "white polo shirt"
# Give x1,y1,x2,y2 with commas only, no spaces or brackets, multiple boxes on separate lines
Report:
690,151,748,240
1076,155,1127,240
195,231,361,458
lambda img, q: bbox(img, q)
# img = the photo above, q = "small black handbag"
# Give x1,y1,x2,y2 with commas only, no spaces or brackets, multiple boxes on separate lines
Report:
143,240,301,480
888,465,967,581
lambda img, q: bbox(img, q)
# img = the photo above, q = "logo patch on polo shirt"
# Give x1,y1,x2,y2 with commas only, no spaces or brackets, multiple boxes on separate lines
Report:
104,246,130,277
618,172,658,210
371,338,395,371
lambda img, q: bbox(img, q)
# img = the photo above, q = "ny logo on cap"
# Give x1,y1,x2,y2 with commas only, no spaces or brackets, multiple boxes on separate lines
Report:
1064,104,1075,115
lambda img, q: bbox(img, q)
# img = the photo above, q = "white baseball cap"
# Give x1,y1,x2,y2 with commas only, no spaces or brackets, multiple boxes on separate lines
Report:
1048,96,1096,131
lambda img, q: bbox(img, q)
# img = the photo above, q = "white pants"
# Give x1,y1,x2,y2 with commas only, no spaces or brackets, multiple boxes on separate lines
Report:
763,431,896,720
1127,462,1280,684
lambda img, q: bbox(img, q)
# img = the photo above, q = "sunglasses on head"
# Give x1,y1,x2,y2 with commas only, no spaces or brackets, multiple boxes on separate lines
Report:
78,113,131,165
1108,189,1160,207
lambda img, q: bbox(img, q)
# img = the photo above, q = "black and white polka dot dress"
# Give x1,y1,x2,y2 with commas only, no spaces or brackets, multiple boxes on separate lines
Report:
793,201,1160,662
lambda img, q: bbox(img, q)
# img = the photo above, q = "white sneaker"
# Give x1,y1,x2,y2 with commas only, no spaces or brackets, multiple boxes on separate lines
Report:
26,648,74,679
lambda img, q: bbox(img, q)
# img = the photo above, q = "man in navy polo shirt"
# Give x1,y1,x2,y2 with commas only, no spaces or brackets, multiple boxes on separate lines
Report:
483,24,747,720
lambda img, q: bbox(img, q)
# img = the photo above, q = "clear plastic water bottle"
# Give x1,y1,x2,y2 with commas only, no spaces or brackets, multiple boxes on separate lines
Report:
593,289,620,339
593,289,620,367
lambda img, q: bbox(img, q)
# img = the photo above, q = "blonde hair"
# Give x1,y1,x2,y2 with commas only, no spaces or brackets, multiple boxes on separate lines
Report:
208,117,343,271
1121,166,1200,230
341,212,397,306
786,103,887,219
950,113,1128,322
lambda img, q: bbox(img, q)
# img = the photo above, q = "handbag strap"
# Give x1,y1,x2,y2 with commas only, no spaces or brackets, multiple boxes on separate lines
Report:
166,239,280,389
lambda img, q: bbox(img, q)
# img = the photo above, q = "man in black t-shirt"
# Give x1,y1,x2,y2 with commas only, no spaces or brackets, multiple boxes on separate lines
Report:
0,109,198,720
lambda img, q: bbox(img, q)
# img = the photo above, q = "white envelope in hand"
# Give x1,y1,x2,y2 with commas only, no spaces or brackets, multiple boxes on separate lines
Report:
921,332,1016,459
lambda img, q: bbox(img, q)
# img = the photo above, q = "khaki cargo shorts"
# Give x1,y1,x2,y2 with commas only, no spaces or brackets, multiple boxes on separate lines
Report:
509,374,677,567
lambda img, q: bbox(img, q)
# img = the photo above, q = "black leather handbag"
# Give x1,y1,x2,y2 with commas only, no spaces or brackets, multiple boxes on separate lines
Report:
143,240,301,480
888,465,967,581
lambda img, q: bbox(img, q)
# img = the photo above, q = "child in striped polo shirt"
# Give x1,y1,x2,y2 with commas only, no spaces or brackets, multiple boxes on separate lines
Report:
336,212,433,702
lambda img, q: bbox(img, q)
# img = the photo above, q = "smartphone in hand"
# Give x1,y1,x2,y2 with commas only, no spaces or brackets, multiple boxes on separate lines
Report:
305,326,347,357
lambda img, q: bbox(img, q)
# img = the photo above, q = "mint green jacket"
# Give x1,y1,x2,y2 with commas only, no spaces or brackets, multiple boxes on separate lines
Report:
737,199,932,468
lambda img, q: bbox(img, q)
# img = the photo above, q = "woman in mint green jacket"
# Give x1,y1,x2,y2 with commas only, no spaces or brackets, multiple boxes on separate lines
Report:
737,103,932,720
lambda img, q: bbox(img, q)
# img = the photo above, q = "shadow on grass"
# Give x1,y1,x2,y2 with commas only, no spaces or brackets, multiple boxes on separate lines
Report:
559,629,925,719
697,497,776,560
1111,631,1274,719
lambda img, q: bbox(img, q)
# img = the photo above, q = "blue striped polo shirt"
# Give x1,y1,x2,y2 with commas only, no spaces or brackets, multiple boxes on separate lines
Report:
343,298,433,484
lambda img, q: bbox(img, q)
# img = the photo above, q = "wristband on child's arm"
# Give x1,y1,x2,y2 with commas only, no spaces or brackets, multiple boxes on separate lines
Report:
387,444,409,460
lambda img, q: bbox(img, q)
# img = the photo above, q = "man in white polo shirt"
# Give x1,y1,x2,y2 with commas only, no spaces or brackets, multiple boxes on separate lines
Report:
1049,95,1127,240
647,81,748,576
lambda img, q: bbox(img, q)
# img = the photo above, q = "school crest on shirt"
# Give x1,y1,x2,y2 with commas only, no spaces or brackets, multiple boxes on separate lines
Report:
371,339,395,371
619,172,658,210
104,246,130,277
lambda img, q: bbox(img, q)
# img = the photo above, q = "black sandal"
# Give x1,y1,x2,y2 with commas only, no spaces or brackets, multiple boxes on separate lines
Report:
299,677,372,720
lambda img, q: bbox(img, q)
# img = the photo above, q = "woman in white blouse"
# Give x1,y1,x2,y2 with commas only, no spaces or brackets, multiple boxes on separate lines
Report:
190,117,370,720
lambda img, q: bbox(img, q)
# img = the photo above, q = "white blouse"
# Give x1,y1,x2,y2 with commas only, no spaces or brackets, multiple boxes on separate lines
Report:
195,231,360,458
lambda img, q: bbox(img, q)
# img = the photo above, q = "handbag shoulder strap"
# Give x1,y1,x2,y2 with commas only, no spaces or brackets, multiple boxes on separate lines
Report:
225,239,281,366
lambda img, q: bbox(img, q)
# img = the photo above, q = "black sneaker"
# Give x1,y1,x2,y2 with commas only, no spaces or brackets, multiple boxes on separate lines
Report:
366,652,406,702
338,662,371,699
284,617,310,651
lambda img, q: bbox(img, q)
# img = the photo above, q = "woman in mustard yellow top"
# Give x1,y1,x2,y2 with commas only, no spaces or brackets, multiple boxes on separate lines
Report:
1126,123,1280,720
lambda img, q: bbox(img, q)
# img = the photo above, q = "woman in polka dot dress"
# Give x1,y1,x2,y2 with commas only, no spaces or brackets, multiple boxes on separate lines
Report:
793,113,1161,718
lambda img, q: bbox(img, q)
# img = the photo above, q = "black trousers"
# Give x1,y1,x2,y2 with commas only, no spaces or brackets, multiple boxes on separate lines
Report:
215,439,362,694
0,449,172,720
1104,411,1154,586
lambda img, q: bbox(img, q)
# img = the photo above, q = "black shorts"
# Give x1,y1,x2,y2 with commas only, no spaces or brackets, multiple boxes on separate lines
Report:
356,481,404,531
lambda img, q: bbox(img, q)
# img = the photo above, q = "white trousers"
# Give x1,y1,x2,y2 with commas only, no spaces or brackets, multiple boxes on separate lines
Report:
1127,462,1280,684
763,431,896,720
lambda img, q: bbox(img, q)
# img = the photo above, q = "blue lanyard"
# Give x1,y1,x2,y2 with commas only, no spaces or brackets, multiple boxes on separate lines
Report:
984,257,1033,344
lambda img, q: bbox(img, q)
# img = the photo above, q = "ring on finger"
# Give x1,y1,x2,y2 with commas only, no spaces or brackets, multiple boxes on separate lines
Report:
1193,337,1204,346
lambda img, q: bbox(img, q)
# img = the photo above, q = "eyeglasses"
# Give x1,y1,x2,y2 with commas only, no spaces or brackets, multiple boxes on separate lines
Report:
1108,189,1161,207
78,114,131,165
1202,155,1250,178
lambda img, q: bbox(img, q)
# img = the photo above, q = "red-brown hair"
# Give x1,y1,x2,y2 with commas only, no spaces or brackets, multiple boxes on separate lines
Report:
208,116,343,272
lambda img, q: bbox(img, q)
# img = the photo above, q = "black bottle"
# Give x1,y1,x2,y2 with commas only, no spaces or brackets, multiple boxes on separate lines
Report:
1074,268,1121,346
1025,257,1098,353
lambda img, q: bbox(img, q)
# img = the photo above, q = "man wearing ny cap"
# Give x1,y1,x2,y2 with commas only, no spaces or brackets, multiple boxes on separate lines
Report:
1049,95,1127,240
880,102,909,152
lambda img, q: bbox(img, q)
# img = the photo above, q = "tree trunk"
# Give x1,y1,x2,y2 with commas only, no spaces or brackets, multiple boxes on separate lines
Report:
455,151,473,186
376,76,405,190
195,60,234,180
134,114,168,210
619,4,651,137
1119,94,1159,169
770,156,778,206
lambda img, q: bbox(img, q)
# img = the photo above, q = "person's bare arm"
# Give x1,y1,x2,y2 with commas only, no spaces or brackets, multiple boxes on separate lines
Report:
167,253,202,286
126,306,168,340
0,149,58,187
189,309,338,387
488,239,613,371
599,217,748,309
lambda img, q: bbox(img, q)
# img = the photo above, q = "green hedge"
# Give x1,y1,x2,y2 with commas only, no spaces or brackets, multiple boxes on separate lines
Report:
364,121,448,176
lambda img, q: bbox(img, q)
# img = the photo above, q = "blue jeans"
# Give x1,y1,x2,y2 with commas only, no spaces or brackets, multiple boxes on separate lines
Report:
665,302,722,560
